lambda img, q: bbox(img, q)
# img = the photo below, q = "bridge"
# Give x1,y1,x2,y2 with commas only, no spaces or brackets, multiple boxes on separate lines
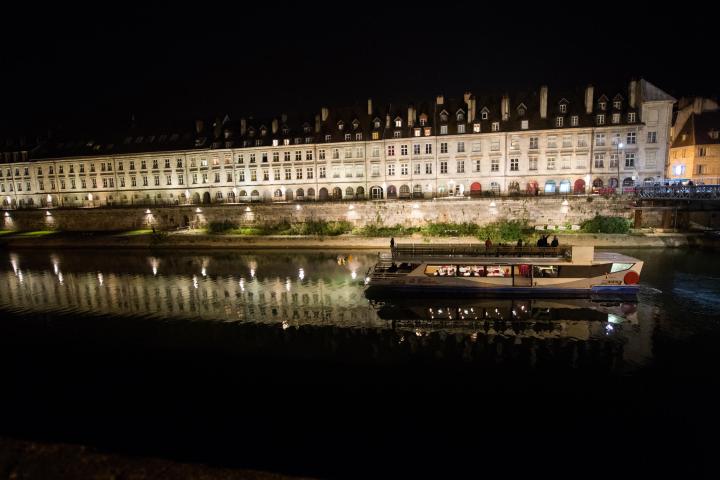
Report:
634,184,720,201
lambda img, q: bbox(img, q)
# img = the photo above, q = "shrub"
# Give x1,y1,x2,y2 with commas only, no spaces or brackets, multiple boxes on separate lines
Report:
476,219,530,243
207,220,238,234
354,224,421,237
580,215,631,234
422,222,480,237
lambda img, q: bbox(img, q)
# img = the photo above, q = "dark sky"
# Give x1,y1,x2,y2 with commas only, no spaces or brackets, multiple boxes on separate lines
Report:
2,2,719,137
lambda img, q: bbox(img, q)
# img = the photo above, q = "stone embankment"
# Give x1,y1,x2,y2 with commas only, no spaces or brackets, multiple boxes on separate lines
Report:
0,230,702,250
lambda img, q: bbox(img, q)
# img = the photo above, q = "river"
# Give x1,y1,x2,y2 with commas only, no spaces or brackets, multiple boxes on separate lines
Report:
1,248,719,478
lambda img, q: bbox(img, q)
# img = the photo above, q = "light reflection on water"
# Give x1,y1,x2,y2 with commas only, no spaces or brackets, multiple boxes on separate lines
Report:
2,248,718,371
0,249,659,369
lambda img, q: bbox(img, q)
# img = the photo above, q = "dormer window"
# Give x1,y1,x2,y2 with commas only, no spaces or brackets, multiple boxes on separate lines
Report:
599,101,607,110
344,133,351,141
337,121,344,131
628,112,637,123
481,109,489,120
491,122,499,132
248,129,255,137
596,114,605,125
555,117,564,127
325,134,332,142
282,127,289,135
373,118,381,128
473,123,480,133
395,118,402,128
612,113,620,124
260,127,267,136
352,119,359,130
419,115,427,126
709,130,719,140
440,111,448,122
516,104,526,116
440,125,448,135
457,111,465,122
571,116,579,126
613,100,622,109
559,104,567,113
304,125,311,133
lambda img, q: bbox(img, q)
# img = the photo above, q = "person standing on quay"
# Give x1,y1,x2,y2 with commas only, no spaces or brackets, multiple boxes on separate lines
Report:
390,237,395,249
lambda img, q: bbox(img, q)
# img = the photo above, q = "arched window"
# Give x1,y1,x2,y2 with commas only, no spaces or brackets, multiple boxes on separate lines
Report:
387,185,397,199
490,182,501,194
332,187,342,200
544,180,556,193
239,190,247,197
623,177,634,186
216,191,223,199
251,190,260,197
559,180,571,193
345,187,354,198
507,181,520,193
370,186,383,199
592,178,604,188
318,187,328,200
307,188,316,198
296,188,305,198
413,184,423,198
274,189,283,198
356,186,365,198
399,185,410,197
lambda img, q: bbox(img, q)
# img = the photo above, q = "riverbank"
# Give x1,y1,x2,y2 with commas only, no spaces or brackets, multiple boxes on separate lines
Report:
0,229,710,250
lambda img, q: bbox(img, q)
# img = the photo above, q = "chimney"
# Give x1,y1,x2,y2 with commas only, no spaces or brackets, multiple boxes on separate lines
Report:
213,117,222,138
321,107,329,122
367,98,373,115
407,105,414,127
271,118,278,134
463,91,472,104
585,85,594,114
540,85,548,119
693,97,704,114
501,95,510,121
240,118,247,136
385,114,391,129
470,97,476,122
436,94,444,105
195,120,204,135
315,114,321,133
281,113,287,123
629,80,637,109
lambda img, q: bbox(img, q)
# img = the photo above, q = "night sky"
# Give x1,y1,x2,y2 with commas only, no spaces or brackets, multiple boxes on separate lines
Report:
2,3,718,137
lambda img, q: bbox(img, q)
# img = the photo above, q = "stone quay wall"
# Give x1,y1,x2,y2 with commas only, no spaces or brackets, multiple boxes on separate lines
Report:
1,196,634,232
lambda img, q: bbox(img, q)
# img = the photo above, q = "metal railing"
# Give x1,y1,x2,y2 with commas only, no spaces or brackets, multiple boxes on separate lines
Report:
635,184,720,200
391,244,569,259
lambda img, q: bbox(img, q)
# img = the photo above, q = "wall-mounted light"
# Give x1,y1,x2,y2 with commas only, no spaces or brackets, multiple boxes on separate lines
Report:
145,209,151,214
295,204,301,211
195,207,202,213
245,206,251,212
45,210,52,216
4,212,9,217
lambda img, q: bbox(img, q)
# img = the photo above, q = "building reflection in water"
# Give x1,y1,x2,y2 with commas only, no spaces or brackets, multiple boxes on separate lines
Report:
0,250,654,370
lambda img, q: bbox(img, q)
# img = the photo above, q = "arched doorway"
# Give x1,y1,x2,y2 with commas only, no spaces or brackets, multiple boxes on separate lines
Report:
526,180,538,195
544,180,556,193
559,180,571,193
345,187,354,198
227,191,235,203
215,191,223,202
470,182,482,196
356,186,365,199
307,188,316,199
623,177,634,187
413,184,423,198
285,189,293,201
273,189,283,199
592,178,604,188
319,187,329,200
387,185,397,199
399,185,410,198
250,190,260,202
192,192,201,204
296,188,304,200
608,178,619,189
239,190,247,199
202,191,211,204
370,186,383,199
332,187,342,200
507,181,520,194
573,178,586,194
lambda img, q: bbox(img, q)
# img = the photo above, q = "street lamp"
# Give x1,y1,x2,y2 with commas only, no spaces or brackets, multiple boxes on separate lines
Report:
616,142,624,193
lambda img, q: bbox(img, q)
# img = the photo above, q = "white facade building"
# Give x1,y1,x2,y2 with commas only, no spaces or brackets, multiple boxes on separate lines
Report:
0,79,674,208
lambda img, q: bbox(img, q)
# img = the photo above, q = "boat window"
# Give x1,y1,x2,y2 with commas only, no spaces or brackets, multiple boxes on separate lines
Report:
425,265,457,276
486,266,511,277
557,264,612,277
458,265,487,277
610,263,634,273
533,265,559,278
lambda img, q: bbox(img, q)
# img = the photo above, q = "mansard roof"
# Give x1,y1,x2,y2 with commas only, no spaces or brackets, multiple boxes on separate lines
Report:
671,111,720,148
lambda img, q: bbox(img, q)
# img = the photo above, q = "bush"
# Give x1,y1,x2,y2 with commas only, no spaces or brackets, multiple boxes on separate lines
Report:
207,220,238,234
285,220,352,236
476,219,530,243
581,215,631,234
354,224,421,237
422,222,480,237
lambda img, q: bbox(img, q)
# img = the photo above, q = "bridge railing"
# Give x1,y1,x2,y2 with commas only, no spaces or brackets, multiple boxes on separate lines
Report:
635,185,720,200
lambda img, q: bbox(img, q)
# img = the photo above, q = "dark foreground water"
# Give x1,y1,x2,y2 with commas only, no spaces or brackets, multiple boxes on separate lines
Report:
1,248,719,478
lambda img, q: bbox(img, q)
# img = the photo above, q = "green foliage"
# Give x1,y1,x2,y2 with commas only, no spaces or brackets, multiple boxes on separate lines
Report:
207,220,239,234
475,219,531,243
287,220,353,236
580,215,631,234
422,222,481,237
353,224,421,237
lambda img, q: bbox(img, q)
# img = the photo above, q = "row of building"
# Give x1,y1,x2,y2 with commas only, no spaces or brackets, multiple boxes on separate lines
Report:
0,79,679,207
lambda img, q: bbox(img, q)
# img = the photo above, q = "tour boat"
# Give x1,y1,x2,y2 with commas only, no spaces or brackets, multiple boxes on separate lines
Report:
364,243,642,298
